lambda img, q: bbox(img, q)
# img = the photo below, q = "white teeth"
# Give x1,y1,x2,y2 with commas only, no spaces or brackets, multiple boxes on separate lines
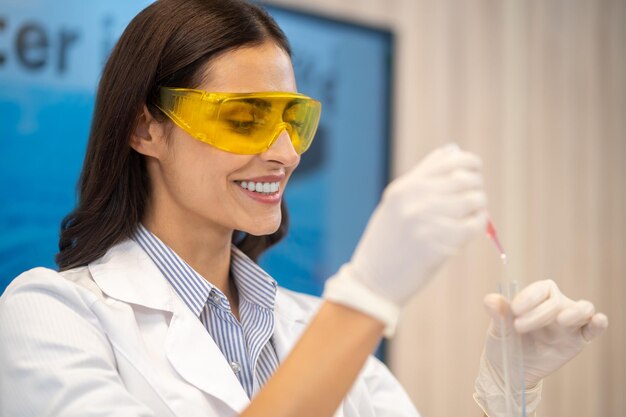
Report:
238,181,280,194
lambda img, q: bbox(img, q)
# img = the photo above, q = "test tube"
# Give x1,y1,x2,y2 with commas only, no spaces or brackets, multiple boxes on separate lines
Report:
486,219,526,417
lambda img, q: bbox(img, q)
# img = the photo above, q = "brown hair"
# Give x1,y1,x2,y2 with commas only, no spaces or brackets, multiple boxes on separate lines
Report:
56,0,292,270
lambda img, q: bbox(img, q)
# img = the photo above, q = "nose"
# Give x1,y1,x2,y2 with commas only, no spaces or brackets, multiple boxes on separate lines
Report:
261,129,300,167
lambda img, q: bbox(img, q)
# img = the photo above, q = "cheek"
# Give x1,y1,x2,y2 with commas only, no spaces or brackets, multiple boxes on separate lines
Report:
159,146,216,205
164,142,250,204
168,149,208,186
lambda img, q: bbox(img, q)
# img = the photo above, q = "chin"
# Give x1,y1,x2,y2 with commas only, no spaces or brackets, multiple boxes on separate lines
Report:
240,217,282,237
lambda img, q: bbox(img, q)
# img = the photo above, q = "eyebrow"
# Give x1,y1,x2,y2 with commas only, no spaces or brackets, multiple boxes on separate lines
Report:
242,98,272,111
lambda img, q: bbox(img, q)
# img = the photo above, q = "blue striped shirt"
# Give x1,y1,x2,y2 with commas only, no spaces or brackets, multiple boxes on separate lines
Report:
132,224,280,397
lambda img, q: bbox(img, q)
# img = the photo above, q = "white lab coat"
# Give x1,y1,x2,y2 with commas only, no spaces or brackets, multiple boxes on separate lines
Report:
0,239,420,417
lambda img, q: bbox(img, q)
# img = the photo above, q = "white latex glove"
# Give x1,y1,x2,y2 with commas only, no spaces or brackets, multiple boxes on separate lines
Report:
323,144,488,336
474,279,609,416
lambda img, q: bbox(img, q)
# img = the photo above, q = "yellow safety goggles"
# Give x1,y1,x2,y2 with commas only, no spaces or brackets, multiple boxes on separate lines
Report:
156,87,322,155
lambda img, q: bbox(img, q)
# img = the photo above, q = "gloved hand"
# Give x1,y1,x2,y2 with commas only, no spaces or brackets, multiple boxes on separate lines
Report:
474,279,609,416
323,144,488,336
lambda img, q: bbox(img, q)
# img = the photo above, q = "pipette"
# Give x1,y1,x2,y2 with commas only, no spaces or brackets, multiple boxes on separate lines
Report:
486,219,507,263
485,219,526,417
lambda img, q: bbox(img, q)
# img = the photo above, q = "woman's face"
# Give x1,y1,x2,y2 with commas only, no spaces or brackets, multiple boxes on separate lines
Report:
147,41,300,237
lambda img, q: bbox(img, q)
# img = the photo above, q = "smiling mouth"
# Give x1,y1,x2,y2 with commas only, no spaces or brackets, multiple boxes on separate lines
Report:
235,180,280,195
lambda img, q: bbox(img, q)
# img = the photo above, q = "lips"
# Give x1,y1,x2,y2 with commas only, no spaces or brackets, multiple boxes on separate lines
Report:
234,174,285,204
235,181,281,204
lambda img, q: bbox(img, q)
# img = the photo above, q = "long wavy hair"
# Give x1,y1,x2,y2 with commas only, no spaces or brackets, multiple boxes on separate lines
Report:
56,0,292,270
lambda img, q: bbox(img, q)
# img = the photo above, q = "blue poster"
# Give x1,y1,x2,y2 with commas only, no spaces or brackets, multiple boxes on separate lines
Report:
0,1,393,296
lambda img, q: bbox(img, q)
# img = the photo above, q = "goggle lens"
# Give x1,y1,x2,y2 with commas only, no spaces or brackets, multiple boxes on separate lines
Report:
157,88,321,155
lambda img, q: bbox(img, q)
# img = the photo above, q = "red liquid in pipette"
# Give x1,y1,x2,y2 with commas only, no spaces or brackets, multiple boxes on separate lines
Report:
486,219,507,263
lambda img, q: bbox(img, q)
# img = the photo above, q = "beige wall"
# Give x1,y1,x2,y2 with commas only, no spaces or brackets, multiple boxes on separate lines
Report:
267,1,626,415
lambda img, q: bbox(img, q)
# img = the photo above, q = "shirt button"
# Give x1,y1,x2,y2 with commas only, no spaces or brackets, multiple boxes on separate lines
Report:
209,290,221,303
230,361,241,374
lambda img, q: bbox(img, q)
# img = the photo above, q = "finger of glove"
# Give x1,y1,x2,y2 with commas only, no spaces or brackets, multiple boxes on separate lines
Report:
388,169,484,209
412,143,461,173
414,147,482,178
581,313,609,342
418,209,488,251
483,293,513,337
423,191,488,220
511,279,559,316
432,170,485,194
451,210,488,249
462,208,489,238
514,289,565,334
557,299,596,328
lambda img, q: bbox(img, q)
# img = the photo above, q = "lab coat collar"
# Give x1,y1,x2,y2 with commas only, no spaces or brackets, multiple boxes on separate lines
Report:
89,239,175,312
89,239,250,413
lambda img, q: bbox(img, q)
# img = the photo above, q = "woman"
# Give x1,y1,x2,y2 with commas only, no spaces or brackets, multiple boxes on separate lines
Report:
0,1,607,416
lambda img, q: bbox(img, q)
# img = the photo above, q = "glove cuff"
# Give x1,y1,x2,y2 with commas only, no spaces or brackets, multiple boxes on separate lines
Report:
473,350,543,417
323,264,400,338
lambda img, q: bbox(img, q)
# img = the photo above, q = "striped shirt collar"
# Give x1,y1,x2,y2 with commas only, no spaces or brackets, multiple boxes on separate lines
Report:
132,224,277,317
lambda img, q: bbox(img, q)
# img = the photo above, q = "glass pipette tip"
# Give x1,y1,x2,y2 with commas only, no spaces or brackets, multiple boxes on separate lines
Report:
486,219,507,263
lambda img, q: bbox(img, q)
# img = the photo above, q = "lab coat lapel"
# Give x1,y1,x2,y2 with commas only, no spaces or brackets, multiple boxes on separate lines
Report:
165,304,249,412
272,289,313,361
89,239,249,413
273,290,347,417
